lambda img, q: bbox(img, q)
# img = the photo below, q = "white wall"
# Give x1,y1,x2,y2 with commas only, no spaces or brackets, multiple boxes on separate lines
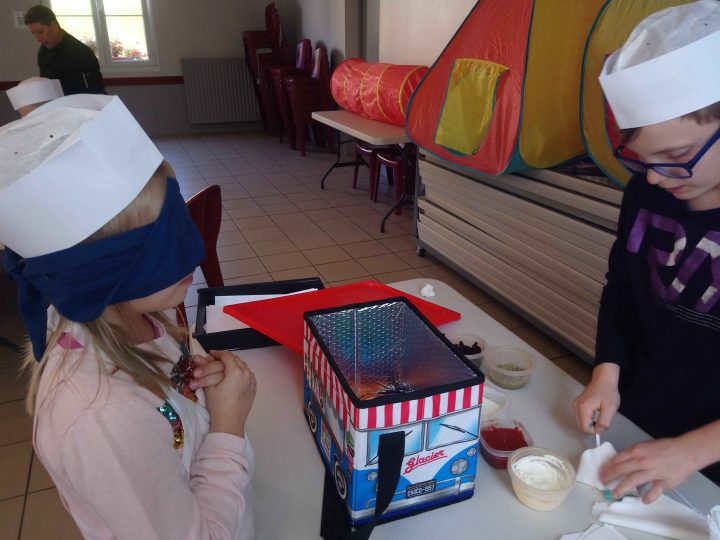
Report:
378,0,475,66
361,0,379,62
281,0,358,69
147,0,265,76
3,0,44,81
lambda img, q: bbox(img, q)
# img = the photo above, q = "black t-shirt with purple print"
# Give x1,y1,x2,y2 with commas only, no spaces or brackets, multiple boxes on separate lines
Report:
597,174,720,484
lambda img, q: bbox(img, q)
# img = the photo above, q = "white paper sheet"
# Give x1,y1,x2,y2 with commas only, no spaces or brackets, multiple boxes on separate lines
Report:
709,505,720,540
559,523,628,540
204,289,317,333
592,495,708,540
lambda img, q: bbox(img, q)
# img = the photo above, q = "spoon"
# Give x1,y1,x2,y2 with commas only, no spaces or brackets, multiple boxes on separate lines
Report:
591,410,601,448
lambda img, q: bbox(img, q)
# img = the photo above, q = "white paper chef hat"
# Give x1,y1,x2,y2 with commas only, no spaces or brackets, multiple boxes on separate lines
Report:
599,0,720,129
6,77,64,111
0,94,163,258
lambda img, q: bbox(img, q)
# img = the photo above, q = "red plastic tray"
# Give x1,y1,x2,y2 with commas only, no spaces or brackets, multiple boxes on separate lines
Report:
223,280,461,353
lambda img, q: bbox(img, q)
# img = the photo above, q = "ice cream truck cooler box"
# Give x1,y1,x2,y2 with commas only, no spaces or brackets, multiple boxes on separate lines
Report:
302,297,485,526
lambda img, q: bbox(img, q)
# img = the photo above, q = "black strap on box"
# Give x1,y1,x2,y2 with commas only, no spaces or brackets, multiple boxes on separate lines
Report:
321,431,405,540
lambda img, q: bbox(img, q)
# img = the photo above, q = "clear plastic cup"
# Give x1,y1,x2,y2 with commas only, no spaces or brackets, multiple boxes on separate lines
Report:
445,332,487,367
479,418,532,469
480,386,510,422
507,446,576,511
484,346,535,389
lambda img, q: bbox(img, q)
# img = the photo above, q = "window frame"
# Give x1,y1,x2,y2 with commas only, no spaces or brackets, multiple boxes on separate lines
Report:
48,0,159,72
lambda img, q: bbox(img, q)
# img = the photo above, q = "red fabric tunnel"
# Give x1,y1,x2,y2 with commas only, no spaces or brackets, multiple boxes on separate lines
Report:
331,59,428,126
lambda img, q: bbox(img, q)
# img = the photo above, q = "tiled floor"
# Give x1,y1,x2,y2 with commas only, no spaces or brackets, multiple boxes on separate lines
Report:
0,131,592,539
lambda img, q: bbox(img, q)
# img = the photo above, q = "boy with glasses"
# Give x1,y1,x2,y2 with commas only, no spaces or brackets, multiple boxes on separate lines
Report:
574,0,720,502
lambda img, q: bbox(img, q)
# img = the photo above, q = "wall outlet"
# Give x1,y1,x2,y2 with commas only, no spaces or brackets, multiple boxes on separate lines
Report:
14,10,26,30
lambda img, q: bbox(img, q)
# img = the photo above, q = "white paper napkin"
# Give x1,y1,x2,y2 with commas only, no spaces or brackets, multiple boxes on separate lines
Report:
559,523,628,540
577,442,620,491
592,495,708,540
709,505,720,540
576,442,638,496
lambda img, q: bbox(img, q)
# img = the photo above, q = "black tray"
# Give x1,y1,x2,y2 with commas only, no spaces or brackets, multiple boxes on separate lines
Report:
194,277,324,351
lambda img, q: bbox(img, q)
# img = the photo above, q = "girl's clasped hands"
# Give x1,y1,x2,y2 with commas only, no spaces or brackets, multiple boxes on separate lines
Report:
190,350,257,438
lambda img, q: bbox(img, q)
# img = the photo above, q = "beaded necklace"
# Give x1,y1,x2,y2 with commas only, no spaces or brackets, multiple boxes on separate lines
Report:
157,342,197,449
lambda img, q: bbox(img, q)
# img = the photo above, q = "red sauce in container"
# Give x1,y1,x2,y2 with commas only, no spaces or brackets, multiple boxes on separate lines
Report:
479,421,530,469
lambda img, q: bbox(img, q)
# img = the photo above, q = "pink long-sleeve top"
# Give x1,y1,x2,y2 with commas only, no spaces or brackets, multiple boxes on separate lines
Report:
33,319,255,539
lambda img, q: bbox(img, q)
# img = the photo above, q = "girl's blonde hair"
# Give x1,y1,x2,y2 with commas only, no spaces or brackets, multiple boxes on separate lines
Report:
24,161,186,415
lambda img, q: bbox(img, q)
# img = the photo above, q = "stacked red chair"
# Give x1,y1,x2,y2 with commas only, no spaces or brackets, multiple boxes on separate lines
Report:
271,39,313,147
242,2,290,133
285,46,333,157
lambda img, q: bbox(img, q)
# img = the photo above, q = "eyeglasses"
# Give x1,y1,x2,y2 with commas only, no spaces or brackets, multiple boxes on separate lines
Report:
613,127,720,179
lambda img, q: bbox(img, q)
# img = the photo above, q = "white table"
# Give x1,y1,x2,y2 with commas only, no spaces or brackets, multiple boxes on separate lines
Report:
225,279,718,539
311,110,411,146
311,110,415,232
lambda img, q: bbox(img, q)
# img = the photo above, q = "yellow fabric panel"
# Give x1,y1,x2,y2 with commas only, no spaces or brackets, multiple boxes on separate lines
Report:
582,0,692,186
519,0,606,169
435,59,509,156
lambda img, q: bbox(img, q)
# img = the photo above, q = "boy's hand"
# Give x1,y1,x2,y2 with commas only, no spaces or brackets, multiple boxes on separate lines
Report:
602,420,720,504
600,437,696,503
189,354,225,390
203,350,257,438
573,363,621,434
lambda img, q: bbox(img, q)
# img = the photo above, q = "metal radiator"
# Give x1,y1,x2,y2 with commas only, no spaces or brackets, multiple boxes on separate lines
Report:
181,57,261,124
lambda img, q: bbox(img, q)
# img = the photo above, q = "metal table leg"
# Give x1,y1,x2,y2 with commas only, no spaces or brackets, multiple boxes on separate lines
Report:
320,130,358,189
380,143,417,233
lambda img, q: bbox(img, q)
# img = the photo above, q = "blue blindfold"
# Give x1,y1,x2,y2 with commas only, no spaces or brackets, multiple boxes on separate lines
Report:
6,177,205,360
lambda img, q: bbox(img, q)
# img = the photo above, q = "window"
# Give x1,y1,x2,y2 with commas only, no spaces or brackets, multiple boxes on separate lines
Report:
49,0,157,69
426,409,479,450
367,424,423,465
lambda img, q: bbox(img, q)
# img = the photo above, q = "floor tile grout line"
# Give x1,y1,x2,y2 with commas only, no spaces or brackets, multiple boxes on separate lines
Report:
17,449,36,540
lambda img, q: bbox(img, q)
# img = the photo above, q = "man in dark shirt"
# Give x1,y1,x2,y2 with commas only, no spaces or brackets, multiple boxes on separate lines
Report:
24,5,105,95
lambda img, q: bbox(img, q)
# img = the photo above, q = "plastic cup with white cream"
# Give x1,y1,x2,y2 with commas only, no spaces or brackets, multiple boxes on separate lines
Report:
507,447,576,511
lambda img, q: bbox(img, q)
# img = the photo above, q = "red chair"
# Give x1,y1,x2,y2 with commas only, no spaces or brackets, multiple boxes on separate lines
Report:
375,145,417,215
264,3,290,63
271,39,313,147
294,39,312,72
257,53,284,134
242,3,290,133
353,141,386,200
177,185,224,329
285,46,333,156
243,31,272,130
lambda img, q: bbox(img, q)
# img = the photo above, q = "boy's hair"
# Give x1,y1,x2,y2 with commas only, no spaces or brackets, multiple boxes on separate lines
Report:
24,161,186,415
24,5,58,25
620,101,720,145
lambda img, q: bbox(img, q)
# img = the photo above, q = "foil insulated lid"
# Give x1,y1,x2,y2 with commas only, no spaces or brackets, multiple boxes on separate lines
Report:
307,299,479,401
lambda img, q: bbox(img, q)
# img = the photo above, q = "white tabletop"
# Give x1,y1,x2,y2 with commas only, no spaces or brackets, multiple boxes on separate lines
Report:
224,279,718,540
311,110,411,146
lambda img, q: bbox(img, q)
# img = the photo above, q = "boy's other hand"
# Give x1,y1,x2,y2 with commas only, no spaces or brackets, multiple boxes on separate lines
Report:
600,437,695,503
573,363,621,434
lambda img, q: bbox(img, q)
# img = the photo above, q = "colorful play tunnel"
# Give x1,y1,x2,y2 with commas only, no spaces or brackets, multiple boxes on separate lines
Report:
331,59,428,127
